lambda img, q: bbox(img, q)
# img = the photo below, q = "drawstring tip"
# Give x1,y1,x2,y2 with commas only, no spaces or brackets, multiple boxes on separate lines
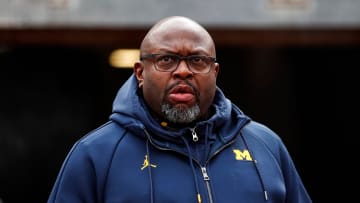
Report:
197,193,202,203
264,190,269,201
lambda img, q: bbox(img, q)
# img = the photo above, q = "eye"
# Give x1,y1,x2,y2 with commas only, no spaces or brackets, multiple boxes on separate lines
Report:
157,55,177,65
189,56,207,65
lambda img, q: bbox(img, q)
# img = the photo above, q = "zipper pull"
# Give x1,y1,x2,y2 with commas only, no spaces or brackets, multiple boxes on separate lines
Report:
201,167,210,181
190,127,198,142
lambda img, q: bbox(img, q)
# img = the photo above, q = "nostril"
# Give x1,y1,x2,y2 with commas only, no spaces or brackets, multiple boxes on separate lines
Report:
174,72,193,79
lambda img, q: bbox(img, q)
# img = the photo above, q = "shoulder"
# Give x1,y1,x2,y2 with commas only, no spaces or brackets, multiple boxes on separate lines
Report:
60,121,128,173
242,121,281,140
69,121,128,158
241,120,285,155
78,121,127,146
48,121,129,199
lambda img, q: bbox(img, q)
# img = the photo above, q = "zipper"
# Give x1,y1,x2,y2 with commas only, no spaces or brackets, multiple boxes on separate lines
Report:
143,123,252,203
145,128,240,203
197,133,246,203
190,127,199,142
201,166,214,203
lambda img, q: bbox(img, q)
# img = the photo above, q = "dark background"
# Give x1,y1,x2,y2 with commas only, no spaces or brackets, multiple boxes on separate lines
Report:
0,29,359,203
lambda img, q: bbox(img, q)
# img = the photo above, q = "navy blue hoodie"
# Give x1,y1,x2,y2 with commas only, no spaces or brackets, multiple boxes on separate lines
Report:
47,74,312,203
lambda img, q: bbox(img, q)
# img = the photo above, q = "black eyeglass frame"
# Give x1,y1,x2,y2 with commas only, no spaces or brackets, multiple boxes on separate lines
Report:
140,53,217,74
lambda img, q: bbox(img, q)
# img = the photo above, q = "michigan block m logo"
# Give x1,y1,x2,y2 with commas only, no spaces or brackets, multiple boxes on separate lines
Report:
233,149,253,161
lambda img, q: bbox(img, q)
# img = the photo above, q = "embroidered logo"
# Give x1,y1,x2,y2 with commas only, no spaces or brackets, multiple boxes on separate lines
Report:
233,149,253,161
141,155,157,170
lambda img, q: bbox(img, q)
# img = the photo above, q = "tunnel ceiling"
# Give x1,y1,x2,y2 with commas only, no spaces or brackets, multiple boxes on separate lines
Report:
0,0,360,29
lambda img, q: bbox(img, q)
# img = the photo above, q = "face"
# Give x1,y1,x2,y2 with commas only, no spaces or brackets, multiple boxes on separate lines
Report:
134,17,219,124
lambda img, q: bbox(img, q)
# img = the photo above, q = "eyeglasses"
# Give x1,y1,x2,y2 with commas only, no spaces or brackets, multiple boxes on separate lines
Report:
140,53,216,74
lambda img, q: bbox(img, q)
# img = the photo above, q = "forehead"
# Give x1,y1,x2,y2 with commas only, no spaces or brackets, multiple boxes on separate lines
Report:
142,19,215,55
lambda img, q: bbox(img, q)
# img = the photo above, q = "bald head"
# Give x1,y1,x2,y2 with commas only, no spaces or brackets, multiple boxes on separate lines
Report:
140,16,216,56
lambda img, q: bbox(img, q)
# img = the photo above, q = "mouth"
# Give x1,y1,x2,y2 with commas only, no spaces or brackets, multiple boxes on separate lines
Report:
167,84,195,104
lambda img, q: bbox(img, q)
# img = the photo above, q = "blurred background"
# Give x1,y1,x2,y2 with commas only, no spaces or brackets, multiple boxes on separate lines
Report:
0,0,359,202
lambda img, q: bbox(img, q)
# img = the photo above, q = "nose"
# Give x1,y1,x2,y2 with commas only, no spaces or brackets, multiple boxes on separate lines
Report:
173,59,193,79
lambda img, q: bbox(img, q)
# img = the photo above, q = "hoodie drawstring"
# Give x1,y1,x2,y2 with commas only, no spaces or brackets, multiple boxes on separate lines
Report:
181,136,203,203
144,128,266,202
144,127,203,203
145,139,155,203
240,133,269,201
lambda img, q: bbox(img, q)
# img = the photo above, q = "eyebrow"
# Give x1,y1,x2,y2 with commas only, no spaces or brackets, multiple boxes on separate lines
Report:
155,48,210,56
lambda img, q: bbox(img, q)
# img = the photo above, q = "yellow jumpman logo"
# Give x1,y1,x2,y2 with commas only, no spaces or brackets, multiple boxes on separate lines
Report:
141,155,157,170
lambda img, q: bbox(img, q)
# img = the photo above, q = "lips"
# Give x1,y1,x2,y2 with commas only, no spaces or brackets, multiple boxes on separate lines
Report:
168,84,195,103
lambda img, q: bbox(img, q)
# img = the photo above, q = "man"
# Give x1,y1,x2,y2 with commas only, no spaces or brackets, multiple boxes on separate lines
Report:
47,16,312,203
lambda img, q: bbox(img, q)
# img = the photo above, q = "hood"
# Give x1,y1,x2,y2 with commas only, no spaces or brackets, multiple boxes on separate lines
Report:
110,74,250,146
110,75,256,202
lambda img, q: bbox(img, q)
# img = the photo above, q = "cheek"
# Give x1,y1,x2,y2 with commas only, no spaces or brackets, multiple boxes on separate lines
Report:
142,73,168,109
200,74,217,92
144,74,166,94
199,76,217,106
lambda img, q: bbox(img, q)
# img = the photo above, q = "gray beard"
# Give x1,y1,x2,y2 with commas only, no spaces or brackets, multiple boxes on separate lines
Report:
161,104,200,124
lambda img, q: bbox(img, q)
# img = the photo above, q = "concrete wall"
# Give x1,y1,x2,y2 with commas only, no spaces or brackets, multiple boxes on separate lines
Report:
1,0,360,28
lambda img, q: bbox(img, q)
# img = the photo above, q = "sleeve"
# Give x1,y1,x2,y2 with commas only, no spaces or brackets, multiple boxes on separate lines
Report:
278,142,313,203
244,121,313,203
47,141,98,203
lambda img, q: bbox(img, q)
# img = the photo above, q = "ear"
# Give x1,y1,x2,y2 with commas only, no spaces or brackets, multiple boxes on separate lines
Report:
134,61,144,88
213,62,220,78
